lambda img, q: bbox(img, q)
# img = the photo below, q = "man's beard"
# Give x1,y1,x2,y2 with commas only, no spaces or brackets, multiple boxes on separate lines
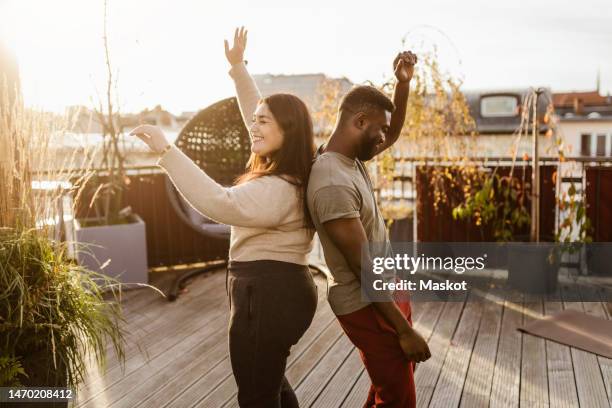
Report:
357,130,381,161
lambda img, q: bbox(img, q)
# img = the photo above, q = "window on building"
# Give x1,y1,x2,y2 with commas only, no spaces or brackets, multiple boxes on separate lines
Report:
596,134,606,156
480,95,519,117
581,134,591,156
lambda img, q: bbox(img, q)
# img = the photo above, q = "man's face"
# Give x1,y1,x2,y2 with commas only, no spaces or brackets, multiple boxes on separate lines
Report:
356,110,391,161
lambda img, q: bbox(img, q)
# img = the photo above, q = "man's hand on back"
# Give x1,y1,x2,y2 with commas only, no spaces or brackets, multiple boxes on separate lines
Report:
398,326,431,362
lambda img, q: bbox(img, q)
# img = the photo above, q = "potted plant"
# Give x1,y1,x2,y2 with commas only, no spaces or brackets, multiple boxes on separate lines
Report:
555,178,594,273
73,2,148,284
0,228,126,405
452,89,597,294
0,70,125,405
382,203,414,242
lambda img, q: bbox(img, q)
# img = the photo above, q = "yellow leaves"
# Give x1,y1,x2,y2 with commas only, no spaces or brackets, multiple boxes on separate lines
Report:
559,152,566,162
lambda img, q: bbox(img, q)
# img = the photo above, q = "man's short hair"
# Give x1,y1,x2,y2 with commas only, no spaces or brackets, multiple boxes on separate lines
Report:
339,85,395,117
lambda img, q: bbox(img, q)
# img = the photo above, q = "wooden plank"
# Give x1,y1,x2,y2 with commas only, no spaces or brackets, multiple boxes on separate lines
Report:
414,300,466,407
108,273,227,362
102,270,226,363
86,284,227,380
489,299,523,408
294,334,354,407
78,271,224,400
520,299,549,407
339,369,369,408
562,287,610,408
310,348,363,408
199,372,238,408
166,358,234,408
411,301,446,341
459,296,503,407
77,309,228,408
118,268,223,329
75,273,229,405
136,353,228,408
543,299,579,408
286,320,343,386
577,284,612,405
429,297,482,407
76,280,229,404
110,329,229,407
429,273,494,408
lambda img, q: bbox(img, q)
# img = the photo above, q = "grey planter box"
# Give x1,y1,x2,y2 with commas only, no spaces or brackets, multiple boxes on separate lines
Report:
74,214,149,284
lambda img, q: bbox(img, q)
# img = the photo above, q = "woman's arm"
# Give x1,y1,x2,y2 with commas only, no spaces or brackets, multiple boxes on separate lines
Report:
129,125,293,228
159,145,292,228
225,27,261,128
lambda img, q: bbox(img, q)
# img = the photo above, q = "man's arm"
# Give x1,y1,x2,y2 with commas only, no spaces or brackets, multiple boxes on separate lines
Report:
375,51,417,156
322,217,431,363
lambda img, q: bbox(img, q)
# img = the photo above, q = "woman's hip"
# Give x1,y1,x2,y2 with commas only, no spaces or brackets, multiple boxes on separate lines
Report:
227,259,318,339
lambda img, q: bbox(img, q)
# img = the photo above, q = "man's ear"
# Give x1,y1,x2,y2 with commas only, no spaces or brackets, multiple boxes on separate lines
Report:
353,112,368,130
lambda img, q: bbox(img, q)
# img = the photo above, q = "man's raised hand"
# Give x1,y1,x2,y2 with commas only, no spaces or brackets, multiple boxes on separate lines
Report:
393,51,417,83
224,26,248,66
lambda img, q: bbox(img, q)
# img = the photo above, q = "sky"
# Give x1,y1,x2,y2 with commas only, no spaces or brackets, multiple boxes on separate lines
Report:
1,0,611,115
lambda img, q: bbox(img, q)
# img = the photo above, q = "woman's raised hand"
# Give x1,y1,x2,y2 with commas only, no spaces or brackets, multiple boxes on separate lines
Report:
224,26,248,66
129,124,171,154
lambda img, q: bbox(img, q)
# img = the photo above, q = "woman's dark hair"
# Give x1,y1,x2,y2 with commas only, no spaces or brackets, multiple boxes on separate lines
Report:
235,93,316,228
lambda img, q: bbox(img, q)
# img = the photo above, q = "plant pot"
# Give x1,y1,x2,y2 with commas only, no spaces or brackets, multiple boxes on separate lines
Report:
389,216,413,242
74,213,148,284
507,242,560,294
586,243,611,276
19,346,69,408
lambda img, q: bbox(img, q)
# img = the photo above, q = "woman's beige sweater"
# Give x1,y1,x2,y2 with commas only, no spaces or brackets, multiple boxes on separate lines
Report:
157,62,313,265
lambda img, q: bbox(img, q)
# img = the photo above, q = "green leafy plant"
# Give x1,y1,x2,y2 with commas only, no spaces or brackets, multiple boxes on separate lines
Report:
545,107,593,251
554,180,592,262
0,228,126,391
0,356,28,387
452,169,531,242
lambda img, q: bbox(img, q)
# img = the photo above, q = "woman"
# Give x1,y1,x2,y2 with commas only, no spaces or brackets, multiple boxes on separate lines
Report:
130,27,317,408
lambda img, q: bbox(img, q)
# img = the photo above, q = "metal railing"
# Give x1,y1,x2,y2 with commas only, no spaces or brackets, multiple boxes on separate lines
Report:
31,156,611,268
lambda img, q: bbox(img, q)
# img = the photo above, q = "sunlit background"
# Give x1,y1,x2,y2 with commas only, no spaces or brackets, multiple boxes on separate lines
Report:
1,0,611,114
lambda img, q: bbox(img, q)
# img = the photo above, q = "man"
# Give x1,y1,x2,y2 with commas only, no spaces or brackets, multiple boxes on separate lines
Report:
307,52,431,407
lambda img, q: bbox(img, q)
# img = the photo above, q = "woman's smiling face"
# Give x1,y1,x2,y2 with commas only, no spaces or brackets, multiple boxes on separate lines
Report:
249,102,284,157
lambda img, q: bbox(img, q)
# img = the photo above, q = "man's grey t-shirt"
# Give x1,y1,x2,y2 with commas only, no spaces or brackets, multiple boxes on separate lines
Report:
307,150,389,316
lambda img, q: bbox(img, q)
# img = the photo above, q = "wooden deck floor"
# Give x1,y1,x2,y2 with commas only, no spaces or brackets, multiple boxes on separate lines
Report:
73,268,612,408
